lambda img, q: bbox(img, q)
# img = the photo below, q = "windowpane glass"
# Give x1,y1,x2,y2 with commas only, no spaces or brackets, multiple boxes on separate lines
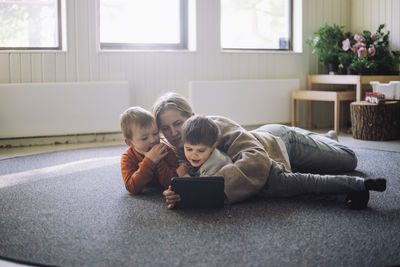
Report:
0,0,59,48
100,0,181,45
221,0,291,50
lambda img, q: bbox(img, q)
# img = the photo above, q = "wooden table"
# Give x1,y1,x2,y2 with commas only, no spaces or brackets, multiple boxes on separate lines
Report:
308,75,400,102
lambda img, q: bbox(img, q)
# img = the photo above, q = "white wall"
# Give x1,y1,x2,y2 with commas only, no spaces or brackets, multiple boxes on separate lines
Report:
351,0,400,51
0,0,355,113
1,0,398,132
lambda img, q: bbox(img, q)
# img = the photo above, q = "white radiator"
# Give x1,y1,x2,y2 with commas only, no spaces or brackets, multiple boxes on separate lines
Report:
0,81,130,138
189,79,299,125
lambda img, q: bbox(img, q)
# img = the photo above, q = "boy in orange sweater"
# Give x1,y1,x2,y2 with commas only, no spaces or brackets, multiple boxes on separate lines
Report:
120,106,178,194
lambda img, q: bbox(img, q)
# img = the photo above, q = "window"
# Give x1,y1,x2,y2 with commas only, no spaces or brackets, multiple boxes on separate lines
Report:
0,0,62,50
100,0,188,50
221,0,292,50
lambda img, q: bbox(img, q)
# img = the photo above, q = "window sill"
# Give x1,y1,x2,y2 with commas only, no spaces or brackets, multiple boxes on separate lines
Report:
220,49,303,55
97,49,196,53
0,49,67,53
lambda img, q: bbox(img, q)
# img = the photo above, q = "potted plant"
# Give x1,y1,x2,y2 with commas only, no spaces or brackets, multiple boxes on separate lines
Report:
341,24,400,75
338,32,357,74
307,24,345,73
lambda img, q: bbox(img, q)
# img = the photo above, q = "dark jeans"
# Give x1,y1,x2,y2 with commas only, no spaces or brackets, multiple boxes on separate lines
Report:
253,125,364,199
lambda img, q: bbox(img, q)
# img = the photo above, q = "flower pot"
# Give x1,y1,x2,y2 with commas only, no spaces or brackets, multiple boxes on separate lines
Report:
346,67,357,75
327,62,339,74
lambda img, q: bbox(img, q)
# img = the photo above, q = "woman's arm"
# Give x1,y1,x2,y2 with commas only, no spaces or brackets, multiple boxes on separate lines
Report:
210,116,272,204
156,146,179,188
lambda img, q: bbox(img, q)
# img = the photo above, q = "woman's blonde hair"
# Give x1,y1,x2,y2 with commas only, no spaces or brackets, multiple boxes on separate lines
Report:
152,92,193,126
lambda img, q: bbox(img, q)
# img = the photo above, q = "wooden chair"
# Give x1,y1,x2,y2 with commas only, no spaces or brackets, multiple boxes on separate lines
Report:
291,90,356,133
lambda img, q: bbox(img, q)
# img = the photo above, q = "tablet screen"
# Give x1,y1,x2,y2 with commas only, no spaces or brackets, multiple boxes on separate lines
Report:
171,177,225,209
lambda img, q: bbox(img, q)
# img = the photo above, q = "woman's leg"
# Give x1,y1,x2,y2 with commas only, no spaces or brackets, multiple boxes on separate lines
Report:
260,162,386,209
253,124,357,173
260,161,365,198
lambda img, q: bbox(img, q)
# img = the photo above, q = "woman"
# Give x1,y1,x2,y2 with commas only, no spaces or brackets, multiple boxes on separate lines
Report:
152,92,386,209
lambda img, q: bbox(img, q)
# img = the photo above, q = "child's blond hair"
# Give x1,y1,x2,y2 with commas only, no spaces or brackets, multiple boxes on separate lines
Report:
120,106,155,140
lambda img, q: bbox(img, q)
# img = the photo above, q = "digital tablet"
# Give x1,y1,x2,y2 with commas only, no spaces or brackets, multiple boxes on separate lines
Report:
171,176,225,209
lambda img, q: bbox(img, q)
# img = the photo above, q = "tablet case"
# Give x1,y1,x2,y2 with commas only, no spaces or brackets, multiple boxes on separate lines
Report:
171,177,225,209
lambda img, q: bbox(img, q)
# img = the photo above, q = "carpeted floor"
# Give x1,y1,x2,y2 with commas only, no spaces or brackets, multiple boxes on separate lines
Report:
0,145,399,267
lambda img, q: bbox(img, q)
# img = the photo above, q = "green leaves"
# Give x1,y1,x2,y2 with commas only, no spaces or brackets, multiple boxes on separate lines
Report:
308,23,400,74
306,24,345,66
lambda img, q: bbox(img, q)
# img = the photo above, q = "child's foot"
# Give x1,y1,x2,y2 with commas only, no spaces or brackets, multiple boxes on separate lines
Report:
365,178,387,192
346,190,369,210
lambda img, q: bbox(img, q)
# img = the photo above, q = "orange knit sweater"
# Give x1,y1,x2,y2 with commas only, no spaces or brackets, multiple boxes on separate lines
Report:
120,145,178,195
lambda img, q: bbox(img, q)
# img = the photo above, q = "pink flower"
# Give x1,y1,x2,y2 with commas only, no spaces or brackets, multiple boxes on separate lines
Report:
358,47,367,58
371,34,377,40
368,47,376,56
354,34,365,42
342,38,351,51
352,42,366,52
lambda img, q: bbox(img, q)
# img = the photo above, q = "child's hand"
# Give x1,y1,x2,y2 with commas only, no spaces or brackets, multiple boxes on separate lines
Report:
145,143,168,164
163,186,181,209
176,164,189,177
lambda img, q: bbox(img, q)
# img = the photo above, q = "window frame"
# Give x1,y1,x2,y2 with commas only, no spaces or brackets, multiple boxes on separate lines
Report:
0,0,62,51
99,0,189,50
220,0,293,52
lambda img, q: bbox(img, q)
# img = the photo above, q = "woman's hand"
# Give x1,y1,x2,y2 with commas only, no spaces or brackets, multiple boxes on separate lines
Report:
163,186,181,209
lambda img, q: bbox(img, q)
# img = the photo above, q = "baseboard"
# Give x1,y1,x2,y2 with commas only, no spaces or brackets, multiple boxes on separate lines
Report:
0,132,124,148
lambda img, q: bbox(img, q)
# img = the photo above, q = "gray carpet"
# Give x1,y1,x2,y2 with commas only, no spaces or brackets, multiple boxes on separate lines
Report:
0,146,399,267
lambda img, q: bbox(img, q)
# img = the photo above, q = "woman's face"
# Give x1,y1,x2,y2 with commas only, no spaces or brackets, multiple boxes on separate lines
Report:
158,108,190,149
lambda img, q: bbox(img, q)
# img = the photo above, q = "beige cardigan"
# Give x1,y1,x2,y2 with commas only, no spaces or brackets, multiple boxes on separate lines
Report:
211,116,291,204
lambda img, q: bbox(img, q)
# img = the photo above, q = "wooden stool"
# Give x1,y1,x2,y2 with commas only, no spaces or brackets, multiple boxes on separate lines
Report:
350,101,400,140
292,90,356,133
